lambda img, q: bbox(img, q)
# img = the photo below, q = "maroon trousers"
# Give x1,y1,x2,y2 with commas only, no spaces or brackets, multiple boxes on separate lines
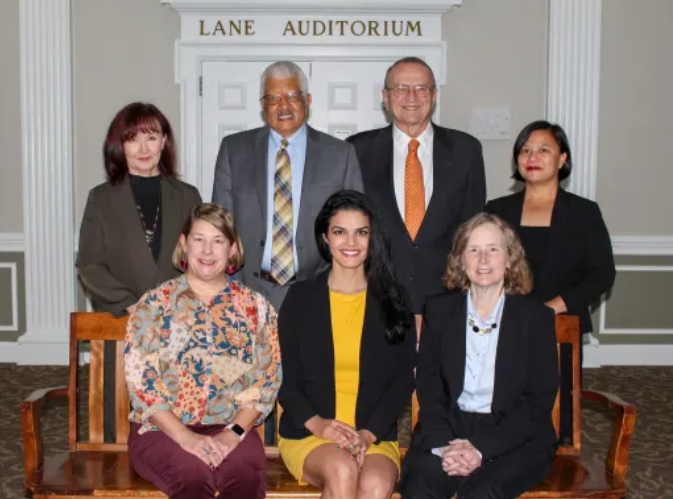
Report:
128,423,266,499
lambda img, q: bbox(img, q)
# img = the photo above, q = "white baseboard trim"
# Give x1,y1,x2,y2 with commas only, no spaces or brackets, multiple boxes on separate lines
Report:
1,341,671,366
582,342,601,368
0,340,70,365
597,344,673,366
0,341,21,363
0,233,25,253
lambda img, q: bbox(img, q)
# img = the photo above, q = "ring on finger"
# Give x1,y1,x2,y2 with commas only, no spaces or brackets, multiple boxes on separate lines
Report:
346,444,356,453
202,447,211,455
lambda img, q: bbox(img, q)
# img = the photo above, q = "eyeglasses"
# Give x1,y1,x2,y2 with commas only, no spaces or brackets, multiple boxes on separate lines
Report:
386,84,436,98
260,91,304,106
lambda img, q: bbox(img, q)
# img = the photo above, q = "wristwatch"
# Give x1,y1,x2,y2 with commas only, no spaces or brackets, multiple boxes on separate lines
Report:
225,423,246,440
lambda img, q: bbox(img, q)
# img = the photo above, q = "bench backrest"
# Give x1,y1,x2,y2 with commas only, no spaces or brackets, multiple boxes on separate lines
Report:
69,312,580,455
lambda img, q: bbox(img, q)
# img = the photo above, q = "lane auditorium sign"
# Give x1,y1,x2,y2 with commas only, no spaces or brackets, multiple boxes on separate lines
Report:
198,18,425,38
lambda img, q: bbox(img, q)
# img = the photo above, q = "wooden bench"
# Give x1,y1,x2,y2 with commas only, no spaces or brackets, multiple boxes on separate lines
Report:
22,312,636,499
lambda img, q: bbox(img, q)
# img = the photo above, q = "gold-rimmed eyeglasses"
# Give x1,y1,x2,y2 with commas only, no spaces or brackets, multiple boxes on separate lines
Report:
260,91,304,106
386,84,435,98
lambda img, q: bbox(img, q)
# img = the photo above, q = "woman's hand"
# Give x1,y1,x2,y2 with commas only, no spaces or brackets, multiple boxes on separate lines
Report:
177,430,223,469
544,296,567,315
210,428,243,462
441,439,482,476
305,416,359,446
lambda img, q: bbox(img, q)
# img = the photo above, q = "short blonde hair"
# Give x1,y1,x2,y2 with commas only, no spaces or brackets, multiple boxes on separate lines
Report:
172,203,245,272
443,212,532,295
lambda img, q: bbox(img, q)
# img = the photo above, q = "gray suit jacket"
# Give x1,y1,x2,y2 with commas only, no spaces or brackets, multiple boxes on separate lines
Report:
76,175,202,317
212,125,363,311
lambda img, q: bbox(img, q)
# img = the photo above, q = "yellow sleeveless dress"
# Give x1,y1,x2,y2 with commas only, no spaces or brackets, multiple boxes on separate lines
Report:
279,289,400,483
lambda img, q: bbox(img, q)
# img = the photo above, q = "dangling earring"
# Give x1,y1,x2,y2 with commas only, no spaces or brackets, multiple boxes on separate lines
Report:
180,252,188,271
226,260,238,275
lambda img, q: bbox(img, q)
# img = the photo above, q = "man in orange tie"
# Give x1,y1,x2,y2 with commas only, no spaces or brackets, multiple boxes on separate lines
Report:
348,57,486,320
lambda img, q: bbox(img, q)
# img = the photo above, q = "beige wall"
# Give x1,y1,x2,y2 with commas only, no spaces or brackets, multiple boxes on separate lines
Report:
597,0,673,236
442,0,548,201
0,0,23,233
73,0,181,225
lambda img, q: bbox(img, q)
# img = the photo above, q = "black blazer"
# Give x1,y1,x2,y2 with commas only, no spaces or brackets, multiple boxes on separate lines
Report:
277,271,417,443
347,125,486,313
417,292,558,461
485,188,616,333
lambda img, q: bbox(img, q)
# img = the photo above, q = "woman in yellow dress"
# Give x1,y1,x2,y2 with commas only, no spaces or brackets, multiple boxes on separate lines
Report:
278,190,417,499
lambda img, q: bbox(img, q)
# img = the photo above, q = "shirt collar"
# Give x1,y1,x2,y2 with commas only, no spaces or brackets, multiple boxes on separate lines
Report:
270,123,308,151
467,289,506,328
393,122,434,153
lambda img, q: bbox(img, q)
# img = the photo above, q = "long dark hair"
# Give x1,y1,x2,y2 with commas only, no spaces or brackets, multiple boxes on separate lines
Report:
315,190,412,344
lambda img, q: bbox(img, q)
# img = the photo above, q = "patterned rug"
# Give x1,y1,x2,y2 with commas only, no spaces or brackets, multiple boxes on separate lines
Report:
1,364,671,499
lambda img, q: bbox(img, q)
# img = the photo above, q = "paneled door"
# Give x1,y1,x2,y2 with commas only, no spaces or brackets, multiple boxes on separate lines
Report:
200,59,393,199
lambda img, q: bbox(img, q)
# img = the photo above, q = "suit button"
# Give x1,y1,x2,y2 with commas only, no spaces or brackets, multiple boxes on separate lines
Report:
259,240,265,246
409,274,414,281
412,243,419,248
253,271,259,278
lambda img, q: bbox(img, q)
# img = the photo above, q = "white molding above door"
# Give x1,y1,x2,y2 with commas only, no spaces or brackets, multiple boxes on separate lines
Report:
162,0,463,14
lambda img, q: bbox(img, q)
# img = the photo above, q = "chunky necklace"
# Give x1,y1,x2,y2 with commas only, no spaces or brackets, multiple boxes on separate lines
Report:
468,313,498,336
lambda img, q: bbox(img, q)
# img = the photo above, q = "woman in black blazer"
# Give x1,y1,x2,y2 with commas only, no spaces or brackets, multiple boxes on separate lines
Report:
485,120,615,442
278,190,416,499
401,213,558,499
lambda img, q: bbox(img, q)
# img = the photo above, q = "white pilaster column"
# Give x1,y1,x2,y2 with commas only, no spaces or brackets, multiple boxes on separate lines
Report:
547,0,603,201
19,0,75,364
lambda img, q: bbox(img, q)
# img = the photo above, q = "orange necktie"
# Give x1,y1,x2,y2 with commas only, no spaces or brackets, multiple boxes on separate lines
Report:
404,139,425,240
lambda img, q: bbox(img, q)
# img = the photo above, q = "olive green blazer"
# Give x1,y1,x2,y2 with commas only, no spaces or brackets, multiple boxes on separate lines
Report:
76,175,201,317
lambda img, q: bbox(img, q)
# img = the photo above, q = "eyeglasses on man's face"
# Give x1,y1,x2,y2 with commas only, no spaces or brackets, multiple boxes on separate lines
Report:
386,84,436,98
260,91,304,106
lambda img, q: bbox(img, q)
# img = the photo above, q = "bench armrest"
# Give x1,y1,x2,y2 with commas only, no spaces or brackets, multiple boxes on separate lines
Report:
20,386,68,491
582,389,636,482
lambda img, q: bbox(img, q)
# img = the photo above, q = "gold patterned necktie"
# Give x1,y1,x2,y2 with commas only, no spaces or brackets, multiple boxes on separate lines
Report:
270,139,295,285
405,139,425,240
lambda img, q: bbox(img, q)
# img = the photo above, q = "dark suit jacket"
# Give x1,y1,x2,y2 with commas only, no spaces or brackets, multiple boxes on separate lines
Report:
76,175,202,317
212,125,363,311
417,292,558,461
347,124,486,313
277,271,417,443
485,188,616,333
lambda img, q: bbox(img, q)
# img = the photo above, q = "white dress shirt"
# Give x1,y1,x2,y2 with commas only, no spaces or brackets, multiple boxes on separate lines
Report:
392,124,434,217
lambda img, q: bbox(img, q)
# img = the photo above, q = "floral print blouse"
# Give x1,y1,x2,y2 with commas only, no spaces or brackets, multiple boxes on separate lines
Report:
125,275,282,433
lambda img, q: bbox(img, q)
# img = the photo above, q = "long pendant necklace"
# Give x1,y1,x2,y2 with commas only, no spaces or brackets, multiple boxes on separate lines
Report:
136,183,161,245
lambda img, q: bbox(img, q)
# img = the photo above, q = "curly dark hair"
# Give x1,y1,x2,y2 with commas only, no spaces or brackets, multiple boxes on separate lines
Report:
315,190,412,344
443,213,533,295
103,102,178,185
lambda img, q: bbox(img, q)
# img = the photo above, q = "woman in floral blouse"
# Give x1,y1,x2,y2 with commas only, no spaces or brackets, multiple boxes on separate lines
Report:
125,203,282,499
